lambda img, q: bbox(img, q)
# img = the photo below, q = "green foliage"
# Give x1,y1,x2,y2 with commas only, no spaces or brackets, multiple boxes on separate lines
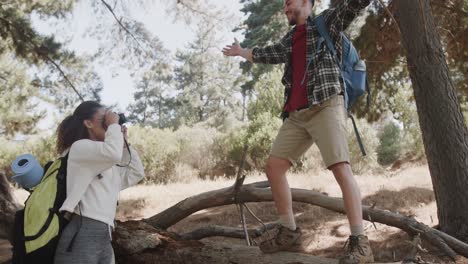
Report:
0,140,26,176
216,70,284,172
216,111,282,174
245,111,282,169
0,0,104,136
128,124,225,183
0,55,45,137
172,125,222,178
247,69,284,120
127,60,176,128
0,135,56,177
355,0,467,119
127,126,179,184
173,21,243,128
377,122,402,165
392,82,425,159
346,118,379,175
236,0,290,93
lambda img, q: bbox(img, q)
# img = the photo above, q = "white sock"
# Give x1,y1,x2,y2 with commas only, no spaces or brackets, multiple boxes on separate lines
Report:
350,225,364,236
279,213,296,231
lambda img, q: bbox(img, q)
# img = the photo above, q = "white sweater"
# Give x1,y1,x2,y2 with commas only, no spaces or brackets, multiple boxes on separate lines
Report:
59,124,145,227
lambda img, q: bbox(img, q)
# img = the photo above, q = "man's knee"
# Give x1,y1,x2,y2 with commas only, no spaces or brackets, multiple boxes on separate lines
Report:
329,161,350,174
265,156,291,175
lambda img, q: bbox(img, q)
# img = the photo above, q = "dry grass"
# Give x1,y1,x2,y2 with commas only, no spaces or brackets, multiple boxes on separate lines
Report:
116,165,435,220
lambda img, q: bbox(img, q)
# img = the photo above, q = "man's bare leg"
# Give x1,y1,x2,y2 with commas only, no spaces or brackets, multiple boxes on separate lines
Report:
330,162,363,235
265,156,295,230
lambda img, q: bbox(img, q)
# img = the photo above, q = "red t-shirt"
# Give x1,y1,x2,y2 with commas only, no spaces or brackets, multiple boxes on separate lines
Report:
284,24,309,113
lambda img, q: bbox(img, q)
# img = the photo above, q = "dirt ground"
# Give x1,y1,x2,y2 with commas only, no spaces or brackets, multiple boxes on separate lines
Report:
3,164,468,263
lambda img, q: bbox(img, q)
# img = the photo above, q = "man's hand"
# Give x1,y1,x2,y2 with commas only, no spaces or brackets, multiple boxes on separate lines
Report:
222,38,253,62
222,38,242,56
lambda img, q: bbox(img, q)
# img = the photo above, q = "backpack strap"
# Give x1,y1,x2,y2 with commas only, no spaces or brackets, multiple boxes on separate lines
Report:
315,15,341,68
314,15,367,156
315,15,350,107
349,114,367,156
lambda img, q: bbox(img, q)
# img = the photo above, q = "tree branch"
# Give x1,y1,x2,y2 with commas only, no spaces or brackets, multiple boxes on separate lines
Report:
180,222,277,241
100,0,144,50
430,1,468,18
175,0,223,23
0,15,85,101
377,0,401,35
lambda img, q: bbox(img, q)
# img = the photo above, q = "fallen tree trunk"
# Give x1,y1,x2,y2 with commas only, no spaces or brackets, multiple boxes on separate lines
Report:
146,181,468,259
113,220,340,264
112,220,424,264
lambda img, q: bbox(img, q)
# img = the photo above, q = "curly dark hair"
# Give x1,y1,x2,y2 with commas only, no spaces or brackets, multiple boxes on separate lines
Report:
56,101,103,154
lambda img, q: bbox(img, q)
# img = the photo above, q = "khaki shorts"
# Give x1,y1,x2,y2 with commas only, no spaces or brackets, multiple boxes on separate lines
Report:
270,95,349,168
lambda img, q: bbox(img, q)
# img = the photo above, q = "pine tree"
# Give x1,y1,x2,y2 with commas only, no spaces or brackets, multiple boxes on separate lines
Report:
174,20,243,127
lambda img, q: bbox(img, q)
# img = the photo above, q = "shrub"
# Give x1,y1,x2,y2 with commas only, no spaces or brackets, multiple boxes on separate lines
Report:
128,126,179,184
346,118,379,175
299,145,325,173
129,124,223,183
0,135,56,178
377,122,402,166
215,111,282,175
173,125,221,178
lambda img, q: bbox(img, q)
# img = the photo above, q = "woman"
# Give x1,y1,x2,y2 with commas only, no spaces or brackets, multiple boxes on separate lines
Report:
54,101,145,264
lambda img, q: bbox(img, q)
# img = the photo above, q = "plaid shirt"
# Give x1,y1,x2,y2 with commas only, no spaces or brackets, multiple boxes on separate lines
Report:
252,0,370,111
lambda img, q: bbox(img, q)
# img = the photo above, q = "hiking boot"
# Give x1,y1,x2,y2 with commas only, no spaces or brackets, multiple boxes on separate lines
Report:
339,235,374,264
259,225,302,253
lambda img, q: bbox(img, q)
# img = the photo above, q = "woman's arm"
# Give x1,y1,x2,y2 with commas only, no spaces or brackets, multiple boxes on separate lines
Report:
69,124,124,171
118,146,145,190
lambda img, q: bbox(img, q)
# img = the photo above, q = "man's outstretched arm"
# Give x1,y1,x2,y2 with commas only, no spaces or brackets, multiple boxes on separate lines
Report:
222,38,253,62
223,34,289,65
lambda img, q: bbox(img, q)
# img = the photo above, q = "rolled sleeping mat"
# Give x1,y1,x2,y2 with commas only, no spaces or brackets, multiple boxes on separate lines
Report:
11,154,44,189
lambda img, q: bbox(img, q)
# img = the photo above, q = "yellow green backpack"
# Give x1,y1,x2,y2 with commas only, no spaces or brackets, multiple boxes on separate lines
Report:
12,154,68,264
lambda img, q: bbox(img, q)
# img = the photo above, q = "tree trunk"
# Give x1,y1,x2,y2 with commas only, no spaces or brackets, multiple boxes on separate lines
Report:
396,0,468,243
0,174,21,244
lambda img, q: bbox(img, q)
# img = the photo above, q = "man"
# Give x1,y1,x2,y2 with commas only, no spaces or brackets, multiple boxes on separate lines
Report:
222,0,373,263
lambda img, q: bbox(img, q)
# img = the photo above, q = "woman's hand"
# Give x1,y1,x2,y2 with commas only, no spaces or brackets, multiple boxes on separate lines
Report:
121,125,128,140
105,110,119,127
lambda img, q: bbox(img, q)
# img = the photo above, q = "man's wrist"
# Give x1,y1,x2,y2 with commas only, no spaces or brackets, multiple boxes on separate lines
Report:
239,48,247,59
240,48,253,62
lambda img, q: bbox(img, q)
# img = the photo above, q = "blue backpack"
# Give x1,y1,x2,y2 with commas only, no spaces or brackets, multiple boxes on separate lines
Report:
315,14,370,156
